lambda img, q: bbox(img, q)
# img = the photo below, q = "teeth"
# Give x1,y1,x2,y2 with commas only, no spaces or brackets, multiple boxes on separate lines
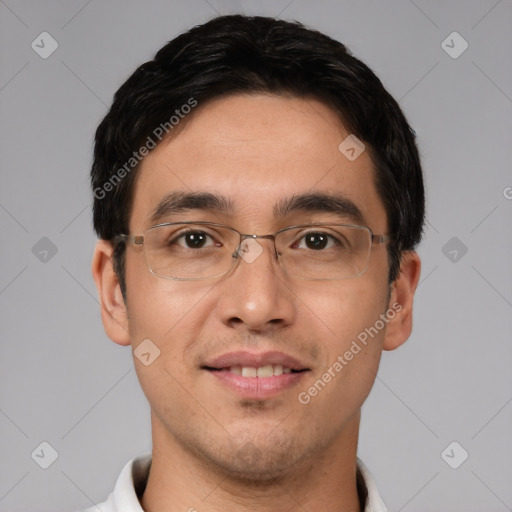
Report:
257,365,273,378
241,367,257,377
232,365,293,377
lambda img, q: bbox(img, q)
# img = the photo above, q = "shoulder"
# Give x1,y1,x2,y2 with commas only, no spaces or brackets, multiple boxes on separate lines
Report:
80,493,114,512
76,452,152,512
356,458,389,512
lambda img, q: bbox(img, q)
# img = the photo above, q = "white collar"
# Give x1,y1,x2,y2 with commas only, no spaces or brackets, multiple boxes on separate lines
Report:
86,453,387,512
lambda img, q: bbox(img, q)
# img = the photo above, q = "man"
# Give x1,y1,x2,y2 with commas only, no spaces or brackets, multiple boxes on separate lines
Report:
88,14,423,512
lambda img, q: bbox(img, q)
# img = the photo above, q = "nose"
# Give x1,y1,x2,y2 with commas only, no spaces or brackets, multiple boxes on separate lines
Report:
215,237,297,333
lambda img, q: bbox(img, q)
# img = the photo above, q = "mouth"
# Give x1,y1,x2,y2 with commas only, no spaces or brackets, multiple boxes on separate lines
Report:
203,365,307,377
202,351,310,399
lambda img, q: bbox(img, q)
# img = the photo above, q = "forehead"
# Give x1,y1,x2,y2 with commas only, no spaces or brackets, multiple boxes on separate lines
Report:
129,94,387,232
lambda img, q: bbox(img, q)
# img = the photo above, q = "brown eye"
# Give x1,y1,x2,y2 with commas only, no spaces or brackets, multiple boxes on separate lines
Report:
174,231,215,249
295,232,339,250
304,233,328,250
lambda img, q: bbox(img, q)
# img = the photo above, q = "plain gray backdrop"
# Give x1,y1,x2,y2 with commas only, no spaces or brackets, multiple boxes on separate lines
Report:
1,1,511,511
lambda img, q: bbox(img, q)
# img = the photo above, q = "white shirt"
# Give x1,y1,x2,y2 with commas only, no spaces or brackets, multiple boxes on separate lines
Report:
82,453,388,512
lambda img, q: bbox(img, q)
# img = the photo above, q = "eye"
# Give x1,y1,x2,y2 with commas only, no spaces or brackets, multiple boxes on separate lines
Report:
173,230,218,249
295,232,340,250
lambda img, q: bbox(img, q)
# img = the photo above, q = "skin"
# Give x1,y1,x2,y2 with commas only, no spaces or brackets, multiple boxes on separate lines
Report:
92,93,421,512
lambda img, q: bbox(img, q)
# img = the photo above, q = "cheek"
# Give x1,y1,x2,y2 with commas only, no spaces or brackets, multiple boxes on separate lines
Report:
294,279,388,413
298,275,389,346
124,259,219,402
125,278,216,418
125,249,207,339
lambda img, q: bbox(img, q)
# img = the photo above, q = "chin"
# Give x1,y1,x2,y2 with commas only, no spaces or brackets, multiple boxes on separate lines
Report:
193,431,314,484
213,451,302,484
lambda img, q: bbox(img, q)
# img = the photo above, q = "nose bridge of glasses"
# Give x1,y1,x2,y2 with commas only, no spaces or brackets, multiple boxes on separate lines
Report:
240,233,275,241
233,233,278,260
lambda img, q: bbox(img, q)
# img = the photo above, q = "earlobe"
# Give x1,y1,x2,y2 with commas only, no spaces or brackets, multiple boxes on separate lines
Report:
91,240,131,346
382,251,421,351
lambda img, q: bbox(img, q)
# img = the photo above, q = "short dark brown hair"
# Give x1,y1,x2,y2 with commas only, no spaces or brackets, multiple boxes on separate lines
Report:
91,14,424,299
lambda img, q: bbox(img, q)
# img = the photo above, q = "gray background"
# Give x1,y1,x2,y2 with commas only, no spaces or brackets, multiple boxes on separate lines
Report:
1,0,511,511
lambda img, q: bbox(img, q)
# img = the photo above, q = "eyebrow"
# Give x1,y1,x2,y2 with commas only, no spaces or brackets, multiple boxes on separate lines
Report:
274,192,365,224
149,191,235,224
148,190,365,225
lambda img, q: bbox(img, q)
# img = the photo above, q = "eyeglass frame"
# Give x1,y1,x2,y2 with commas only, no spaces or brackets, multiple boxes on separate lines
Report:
113,220,393,281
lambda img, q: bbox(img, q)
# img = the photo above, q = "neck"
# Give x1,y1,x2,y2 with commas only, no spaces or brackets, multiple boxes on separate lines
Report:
140,410,363,512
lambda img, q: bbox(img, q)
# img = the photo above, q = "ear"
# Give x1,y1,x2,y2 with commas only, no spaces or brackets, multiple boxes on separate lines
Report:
91,239,131,346
382,251,421,351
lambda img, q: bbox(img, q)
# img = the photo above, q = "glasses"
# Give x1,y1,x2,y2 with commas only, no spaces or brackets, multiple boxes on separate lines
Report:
114,221,392,281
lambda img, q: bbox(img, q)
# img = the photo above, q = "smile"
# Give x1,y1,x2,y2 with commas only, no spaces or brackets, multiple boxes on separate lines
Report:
208,364,302,377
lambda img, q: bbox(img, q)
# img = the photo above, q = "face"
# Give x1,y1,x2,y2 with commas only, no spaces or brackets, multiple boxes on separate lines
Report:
114,94,400,479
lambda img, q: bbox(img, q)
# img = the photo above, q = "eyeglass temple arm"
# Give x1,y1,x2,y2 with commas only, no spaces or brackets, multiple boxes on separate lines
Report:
372,234,392,244
113,234,144,246
114,230,391,247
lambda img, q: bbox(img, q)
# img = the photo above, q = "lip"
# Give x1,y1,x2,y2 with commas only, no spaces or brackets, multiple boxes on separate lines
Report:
207,370,308,399
202,351,310,400
203,350,309,371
